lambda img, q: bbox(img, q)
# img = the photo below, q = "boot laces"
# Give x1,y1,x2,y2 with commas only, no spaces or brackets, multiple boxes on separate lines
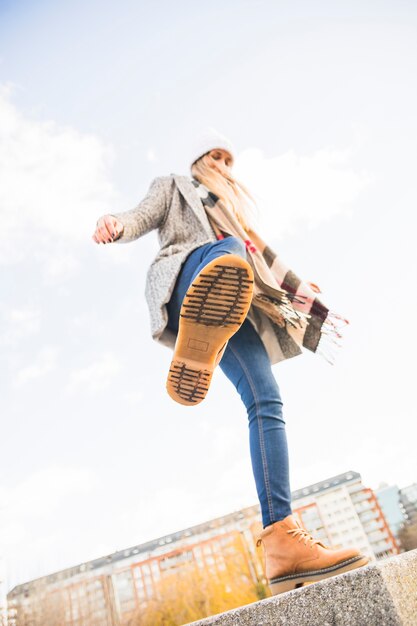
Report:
287,527,321,548
256,525,324,549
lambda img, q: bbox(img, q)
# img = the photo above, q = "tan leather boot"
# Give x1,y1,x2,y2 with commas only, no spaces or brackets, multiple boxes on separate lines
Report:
256,514,370,595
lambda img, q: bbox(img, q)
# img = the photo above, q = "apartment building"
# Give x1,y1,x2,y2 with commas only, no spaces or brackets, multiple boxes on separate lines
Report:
292,471,399,560
7,470,399,625
7,505,263,626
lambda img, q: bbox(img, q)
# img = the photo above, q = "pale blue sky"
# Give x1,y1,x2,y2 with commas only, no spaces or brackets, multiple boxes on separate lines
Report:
1,0,416,594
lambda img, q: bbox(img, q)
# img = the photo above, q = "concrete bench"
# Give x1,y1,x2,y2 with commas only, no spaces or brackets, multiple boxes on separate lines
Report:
186,548,417,626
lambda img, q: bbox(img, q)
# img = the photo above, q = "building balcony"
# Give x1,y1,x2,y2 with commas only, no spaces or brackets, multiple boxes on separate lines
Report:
351,492,371,504
354,502,374,514
374,541,395,554
368,530,390,543
363,520,385,532
360,511,379,523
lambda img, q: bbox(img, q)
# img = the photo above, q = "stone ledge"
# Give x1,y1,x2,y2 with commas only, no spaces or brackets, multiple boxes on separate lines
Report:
185,549,417,626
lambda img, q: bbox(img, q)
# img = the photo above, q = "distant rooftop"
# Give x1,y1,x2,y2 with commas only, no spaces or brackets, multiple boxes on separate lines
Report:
292,470,362,501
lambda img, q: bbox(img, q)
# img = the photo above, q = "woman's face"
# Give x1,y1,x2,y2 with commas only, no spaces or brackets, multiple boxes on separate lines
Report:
208,148,234,173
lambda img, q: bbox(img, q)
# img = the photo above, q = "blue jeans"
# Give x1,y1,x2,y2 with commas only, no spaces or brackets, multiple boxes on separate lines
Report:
167,237,293,527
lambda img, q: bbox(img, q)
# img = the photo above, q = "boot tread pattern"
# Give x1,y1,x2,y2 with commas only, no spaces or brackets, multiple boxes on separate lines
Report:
168,362,211,404
180,264,253,327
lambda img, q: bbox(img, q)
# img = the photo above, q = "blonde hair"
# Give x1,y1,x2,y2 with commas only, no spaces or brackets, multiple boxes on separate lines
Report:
190,152,258,232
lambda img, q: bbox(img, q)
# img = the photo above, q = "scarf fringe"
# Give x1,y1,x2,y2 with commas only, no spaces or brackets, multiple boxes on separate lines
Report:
316,336,342,365
316,310,349,364
316,346,337,365
322,311,350,338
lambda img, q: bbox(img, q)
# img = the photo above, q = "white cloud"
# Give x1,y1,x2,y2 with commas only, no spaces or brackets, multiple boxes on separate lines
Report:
125,389,144,406
68,311,106,333
0,81,371,274
0,83,122,267
41,247,81,284
0,305,41,347
12,345,58,387
234,136,374,237
1,467,99,526
146,148,157,162
0,466,100,587
66,352,122,394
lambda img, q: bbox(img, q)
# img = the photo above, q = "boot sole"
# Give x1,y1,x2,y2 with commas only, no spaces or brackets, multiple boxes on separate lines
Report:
166,254,254,406
268,554,370,595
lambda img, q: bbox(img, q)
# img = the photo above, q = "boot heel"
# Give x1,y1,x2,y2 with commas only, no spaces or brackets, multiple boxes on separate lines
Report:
268,554,370,596
268,576,307,596
268,578,305,595
167,360,212,406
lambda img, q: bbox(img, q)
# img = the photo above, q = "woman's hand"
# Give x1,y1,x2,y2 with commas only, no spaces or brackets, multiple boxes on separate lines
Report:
92,215,124,244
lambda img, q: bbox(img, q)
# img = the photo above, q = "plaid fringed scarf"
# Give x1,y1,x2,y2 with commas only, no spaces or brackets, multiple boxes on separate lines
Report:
191,177,349,365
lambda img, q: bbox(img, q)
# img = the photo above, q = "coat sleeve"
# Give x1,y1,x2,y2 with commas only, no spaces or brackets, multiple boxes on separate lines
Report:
109,176,168,243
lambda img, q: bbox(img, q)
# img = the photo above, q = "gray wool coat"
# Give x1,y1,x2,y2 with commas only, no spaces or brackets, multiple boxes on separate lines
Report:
109,173,270,358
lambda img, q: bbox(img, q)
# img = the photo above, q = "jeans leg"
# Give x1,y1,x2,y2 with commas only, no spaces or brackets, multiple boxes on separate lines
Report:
219,318,293,528
167,237,247,333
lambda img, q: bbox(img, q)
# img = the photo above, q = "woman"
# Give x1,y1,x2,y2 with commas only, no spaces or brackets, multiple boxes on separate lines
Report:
92,127,369,595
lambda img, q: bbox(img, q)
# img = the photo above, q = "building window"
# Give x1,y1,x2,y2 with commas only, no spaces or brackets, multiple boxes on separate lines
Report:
113,570,135,607
151,561,161,580
160,551,193,571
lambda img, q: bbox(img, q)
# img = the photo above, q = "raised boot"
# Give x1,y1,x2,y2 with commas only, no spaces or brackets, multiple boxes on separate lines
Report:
256,513,370,595
166,253,254,406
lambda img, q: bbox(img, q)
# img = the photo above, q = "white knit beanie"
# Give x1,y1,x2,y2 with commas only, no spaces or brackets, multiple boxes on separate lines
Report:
189,126,235,170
